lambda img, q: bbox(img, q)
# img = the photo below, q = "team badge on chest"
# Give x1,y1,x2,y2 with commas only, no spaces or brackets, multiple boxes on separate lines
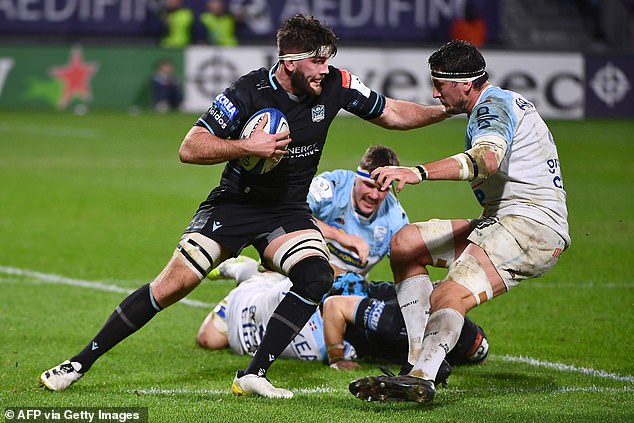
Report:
311,105,325,122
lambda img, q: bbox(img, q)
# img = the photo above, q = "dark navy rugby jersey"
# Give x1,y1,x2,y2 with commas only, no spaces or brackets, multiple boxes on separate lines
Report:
195,64,386,204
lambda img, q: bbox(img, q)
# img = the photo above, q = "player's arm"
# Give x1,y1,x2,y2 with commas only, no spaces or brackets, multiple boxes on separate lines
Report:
370,97,450,130
322,295,364,370
338,69,447,129
371,134,508,192
315,219,369,265
179,117,290,165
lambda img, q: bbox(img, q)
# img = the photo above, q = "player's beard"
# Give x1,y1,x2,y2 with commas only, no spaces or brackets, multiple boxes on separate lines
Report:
291,68,321,96
444,97,469,115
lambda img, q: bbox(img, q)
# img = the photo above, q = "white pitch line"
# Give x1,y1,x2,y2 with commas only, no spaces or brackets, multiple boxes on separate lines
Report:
2,265,634,386
447,385,634,394
494,354,634,383
0,265,213,309
126,386,337,396
127,385,633,397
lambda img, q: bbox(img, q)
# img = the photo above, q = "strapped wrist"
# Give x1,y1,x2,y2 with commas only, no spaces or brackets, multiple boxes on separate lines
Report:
327,343,345,363
410,164,428,182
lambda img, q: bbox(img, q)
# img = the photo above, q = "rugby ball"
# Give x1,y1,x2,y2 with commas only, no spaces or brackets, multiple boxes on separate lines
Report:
238,108,289,174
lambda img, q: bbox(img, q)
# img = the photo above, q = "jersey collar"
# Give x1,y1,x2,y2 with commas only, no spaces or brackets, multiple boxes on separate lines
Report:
268,64,280,90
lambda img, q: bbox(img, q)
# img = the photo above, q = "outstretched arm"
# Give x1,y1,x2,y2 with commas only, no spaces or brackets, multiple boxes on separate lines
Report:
372,135,508,192
370,98,449,130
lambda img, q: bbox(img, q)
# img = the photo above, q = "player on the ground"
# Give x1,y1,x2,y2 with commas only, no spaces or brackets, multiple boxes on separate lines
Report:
198,259,488,373
193,145,409,362
349,40,570,404
196,146,488,374
40,15,448,398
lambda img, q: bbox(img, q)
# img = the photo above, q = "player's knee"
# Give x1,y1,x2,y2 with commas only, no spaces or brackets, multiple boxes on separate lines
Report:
430,282,452,308
288,255,334,303
390,224,426,270
430,280,474,313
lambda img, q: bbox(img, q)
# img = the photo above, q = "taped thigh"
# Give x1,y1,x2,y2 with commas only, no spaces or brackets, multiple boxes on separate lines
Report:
413,219,470,268
271,231,330,274
446,250,502,306
175,232,223,279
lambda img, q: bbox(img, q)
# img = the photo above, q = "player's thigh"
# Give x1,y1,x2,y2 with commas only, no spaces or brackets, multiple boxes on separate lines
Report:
401,219,473,268
262,228,330,274
446,215,566,307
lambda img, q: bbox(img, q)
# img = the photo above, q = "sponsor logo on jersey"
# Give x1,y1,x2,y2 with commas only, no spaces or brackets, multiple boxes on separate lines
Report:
286,143,320,159
373,226,387,241
213,93,238,118
367,300,385,332
209,94,238,129
327,242,363,268
474,104,500,129
340,68,351,88
515,97,534,111
309,176,332,202
311,104,325,122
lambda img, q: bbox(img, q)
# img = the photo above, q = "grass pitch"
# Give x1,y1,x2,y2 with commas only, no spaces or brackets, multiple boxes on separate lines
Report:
1,110,633,422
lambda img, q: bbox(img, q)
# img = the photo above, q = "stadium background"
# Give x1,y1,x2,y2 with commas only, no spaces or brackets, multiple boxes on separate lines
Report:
1,1,633,422
0,0,632,118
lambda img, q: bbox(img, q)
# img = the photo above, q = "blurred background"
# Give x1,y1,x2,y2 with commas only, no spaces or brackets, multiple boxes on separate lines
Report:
0,0,632,118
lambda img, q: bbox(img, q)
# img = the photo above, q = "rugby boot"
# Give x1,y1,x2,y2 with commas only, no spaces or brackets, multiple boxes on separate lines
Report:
231,370,293,399
40,360,83,391
349,373,435,403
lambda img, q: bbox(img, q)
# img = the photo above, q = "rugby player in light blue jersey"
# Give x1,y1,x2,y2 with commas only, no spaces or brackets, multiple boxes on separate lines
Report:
351,40,570,404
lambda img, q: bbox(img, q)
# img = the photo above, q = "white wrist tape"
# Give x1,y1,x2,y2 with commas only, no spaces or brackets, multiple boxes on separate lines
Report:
450,153,474,180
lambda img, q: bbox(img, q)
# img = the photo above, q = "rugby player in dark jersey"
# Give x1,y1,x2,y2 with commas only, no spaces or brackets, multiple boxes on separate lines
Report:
40,14,448,398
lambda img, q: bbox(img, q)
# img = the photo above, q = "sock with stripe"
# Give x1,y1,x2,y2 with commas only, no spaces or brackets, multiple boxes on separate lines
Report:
243,291,316,376
71,284,162,372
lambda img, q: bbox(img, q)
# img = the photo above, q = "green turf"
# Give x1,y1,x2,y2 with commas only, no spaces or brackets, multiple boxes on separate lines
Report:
1,111,633,422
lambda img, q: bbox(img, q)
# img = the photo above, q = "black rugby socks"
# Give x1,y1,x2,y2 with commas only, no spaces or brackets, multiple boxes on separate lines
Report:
244,292,316,376
71,284,162,372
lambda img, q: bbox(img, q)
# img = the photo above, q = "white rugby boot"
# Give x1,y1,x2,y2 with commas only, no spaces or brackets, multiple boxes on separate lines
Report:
40,360,83,391
231,370,293,399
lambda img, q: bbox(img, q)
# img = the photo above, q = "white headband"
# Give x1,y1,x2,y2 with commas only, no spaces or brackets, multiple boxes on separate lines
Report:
430,68,486,83
278,45,334,62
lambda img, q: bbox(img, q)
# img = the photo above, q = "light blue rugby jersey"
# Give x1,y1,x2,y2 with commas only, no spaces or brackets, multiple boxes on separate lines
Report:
466,85,570,246
308,169,409,276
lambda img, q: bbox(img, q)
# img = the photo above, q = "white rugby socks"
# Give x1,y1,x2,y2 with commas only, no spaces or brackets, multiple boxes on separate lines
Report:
412,308,464,381
395,274,433,365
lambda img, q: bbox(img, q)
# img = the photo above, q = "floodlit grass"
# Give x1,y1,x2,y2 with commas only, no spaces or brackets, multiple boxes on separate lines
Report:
1,111,633,422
